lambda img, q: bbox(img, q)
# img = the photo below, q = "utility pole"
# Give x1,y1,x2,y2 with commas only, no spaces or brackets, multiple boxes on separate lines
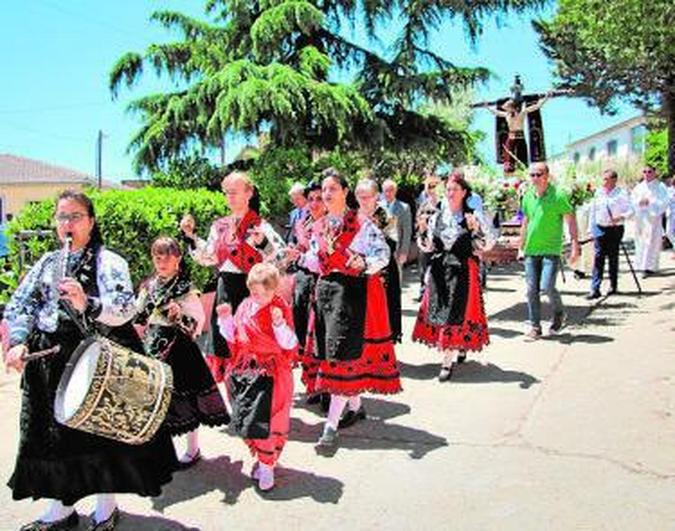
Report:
95,130,103,189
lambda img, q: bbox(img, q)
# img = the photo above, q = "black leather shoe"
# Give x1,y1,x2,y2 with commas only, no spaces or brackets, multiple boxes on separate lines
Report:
306,394,321,405
20,512,79,531
88,507,119,531
338,406,367,429
585,291,601,300
607,288,619,296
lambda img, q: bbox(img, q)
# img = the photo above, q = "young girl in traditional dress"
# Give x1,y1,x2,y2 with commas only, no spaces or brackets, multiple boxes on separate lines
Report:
302,170,402,448
180,171,286,382
216,263,297,491
136,237,230,468
412,175,494,381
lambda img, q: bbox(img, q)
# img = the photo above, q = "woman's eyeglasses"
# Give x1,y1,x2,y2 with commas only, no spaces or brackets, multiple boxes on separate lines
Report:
54,213,88,224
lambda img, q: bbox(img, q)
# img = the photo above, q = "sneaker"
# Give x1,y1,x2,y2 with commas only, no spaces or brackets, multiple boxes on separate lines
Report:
177,449,201,469
606,288,619,296
585,291,601,300
548,313,566,335
315,424,338,449
524,327,542,342
257,465,275,491
457,352,467,364
338,405,367,429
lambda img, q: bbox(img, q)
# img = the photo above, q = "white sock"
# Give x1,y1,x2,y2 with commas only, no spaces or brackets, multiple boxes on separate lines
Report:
442,351,456,368
347,395,362,412
187,429,200,454
326,395,348,430
41,499,74,523
94,494,117,523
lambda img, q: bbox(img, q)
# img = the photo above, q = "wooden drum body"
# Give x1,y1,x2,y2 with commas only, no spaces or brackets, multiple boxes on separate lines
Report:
54,336,173,445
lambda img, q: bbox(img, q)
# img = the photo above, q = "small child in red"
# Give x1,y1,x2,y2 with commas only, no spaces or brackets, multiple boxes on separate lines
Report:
217,263,297,491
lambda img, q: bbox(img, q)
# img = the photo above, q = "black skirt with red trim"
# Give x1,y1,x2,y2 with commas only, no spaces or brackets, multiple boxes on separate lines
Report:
412,255,489,353
310,274,402,396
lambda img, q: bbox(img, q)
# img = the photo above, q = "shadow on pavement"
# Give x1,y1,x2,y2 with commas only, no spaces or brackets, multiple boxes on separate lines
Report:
451,361,540,389
399,360,438,381
114,512,199,531
152,455,247,510
289,398,448,460
258,467,343,503
488,326,523,339
152,454,344,511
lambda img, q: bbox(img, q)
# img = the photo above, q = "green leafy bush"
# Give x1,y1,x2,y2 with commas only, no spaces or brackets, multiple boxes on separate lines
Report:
1,187,228,303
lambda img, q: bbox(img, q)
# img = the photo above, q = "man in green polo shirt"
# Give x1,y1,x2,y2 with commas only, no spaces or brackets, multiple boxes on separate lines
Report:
520,162,580,340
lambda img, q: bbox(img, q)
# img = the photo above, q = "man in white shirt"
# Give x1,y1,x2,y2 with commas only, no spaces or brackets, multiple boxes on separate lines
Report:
586,169,633,298
666,177,675,256
631,165,669,277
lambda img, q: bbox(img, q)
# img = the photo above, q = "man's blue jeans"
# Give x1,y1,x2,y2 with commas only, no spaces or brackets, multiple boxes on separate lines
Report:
524,255,564,330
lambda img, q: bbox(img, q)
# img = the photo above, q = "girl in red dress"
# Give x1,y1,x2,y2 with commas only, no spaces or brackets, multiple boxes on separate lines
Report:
217,263,297,491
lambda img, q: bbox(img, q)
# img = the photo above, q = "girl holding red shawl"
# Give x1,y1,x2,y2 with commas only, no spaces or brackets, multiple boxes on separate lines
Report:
180,171,286,383
217,263,297,491
302,169,402,450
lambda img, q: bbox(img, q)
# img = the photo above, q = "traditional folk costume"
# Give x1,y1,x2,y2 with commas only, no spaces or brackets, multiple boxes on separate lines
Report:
188,210,286,381
218,296,297,469
631,179,669,273
2,243,177,506
412,203,492,354
368,206,402,343
304,209,401,397
135,269,230,435
290,213,322,394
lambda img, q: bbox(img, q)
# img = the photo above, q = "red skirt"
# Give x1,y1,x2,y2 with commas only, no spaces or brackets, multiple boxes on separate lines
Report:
310,275,402,396
412,258,489,353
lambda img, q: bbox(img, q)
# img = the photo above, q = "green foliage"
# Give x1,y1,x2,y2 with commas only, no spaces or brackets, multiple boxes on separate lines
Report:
151,151,224,190
645,128,669,176
110,0,546,173
248,146,314,219
534,0,675,173
1,188,228,303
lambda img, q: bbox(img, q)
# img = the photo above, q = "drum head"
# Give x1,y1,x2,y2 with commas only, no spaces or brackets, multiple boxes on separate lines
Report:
54,337,102,423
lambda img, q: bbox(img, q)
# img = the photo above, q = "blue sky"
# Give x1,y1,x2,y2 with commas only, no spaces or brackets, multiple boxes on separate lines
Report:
1,1,637,181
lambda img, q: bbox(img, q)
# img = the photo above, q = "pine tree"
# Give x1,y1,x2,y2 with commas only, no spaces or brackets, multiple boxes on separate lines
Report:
111,0,545,173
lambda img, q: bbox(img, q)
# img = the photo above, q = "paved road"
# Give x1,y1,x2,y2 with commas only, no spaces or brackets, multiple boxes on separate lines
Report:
1,258,674,530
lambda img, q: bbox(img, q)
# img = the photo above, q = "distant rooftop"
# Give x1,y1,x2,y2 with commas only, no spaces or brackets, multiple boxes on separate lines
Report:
0,153,124,189
566,115,646,149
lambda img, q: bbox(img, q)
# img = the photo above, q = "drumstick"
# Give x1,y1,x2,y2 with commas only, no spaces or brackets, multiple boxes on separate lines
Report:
21,345,61,362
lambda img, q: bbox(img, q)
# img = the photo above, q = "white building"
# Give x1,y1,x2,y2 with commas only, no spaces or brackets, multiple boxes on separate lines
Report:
564,115,647,165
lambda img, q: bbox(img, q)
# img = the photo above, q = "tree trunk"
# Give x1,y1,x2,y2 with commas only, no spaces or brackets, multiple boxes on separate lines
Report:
665,87,675,176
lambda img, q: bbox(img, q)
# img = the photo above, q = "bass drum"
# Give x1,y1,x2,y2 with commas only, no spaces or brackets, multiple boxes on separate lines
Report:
54,336,173,445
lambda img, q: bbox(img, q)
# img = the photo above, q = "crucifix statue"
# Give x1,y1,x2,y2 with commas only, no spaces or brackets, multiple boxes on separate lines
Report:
473,76,571,175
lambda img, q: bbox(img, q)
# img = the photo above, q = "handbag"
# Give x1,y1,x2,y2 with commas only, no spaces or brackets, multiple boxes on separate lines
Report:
229,370,273,439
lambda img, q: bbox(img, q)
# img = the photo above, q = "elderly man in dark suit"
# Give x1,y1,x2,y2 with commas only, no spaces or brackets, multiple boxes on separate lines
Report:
380,179,413,267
